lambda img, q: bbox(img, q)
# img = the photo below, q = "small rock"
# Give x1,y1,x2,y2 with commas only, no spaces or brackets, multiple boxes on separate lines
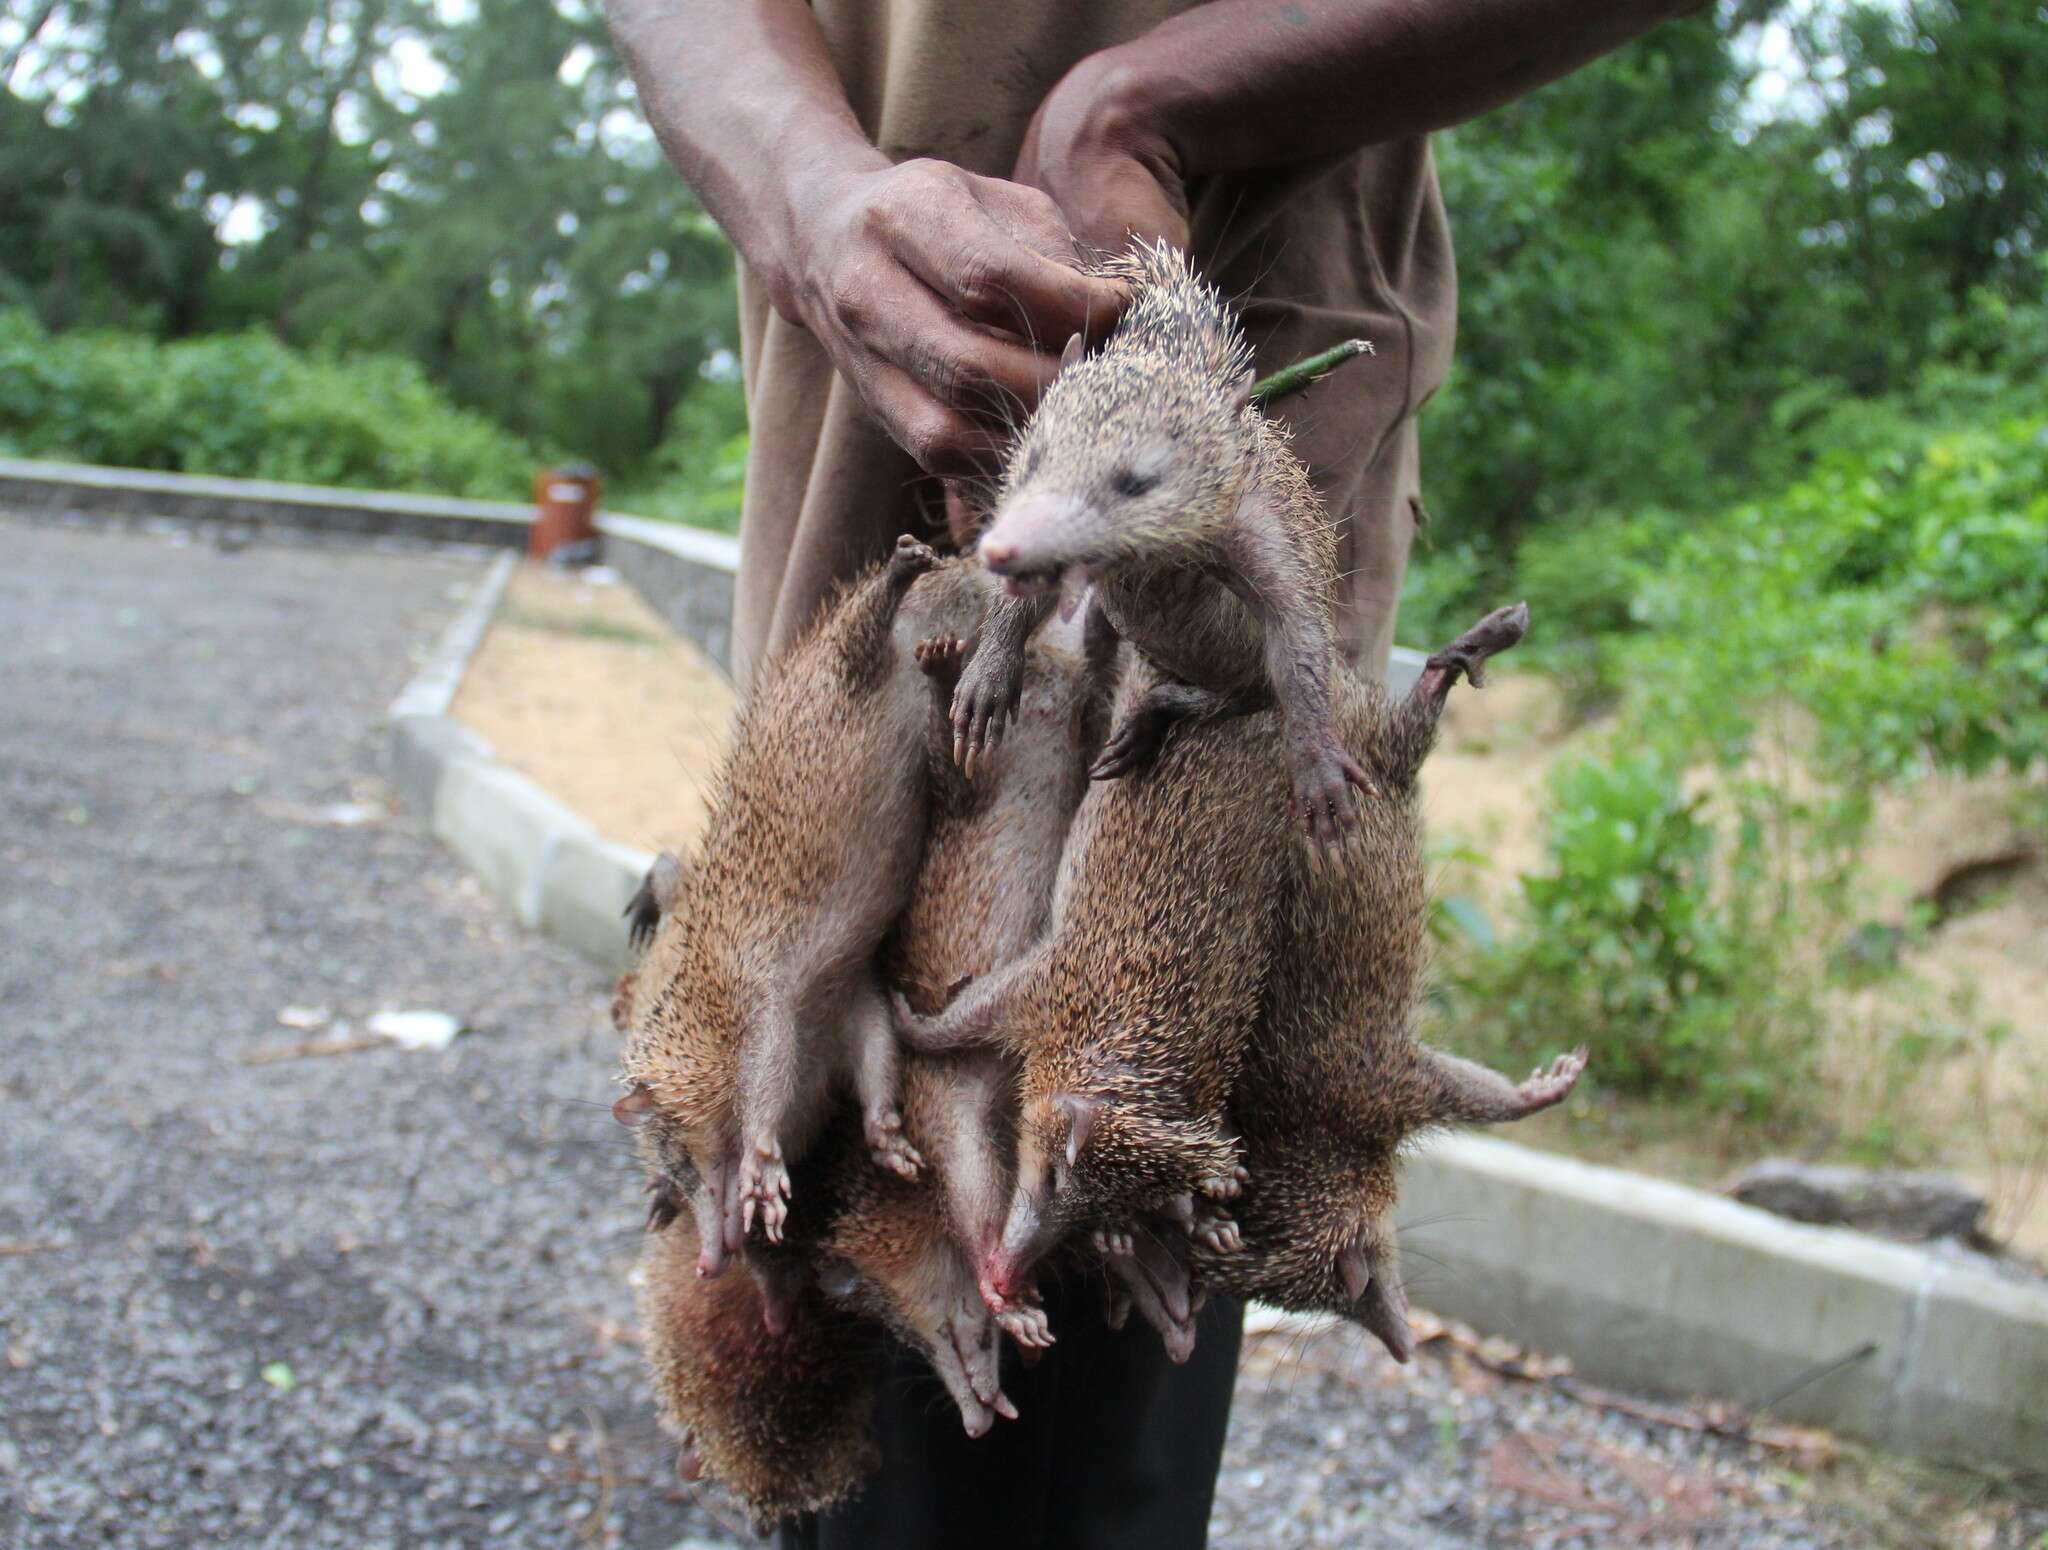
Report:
1724,1158,1986,1242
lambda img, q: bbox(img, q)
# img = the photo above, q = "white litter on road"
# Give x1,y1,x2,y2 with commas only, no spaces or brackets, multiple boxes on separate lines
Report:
366,1010,464,1051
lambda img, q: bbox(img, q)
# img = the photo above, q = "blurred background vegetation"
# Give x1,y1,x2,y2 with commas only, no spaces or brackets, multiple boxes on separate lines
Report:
2,0,2043,1207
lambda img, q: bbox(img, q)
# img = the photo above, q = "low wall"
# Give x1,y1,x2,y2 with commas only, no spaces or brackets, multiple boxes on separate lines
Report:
0,456,531,549
596,513,740,675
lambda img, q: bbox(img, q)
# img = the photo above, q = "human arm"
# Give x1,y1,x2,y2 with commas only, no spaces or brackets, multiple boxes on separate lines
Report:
1016,0,1707,250
604,0,1128,473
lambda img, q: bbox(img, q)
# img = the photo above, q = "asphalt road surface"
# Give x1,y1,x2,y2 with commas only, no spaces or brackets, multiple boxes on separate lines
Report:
2,516,2026,1550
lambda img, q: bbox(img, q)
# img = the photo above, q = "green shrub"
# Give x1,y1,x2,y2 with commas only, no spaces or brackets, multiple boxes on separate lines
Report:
0,309,535,499
1443,754,1818,1114
1507,510,1680,710
1430,373,2047,1127
615,378,748,533
1397,540,1498,656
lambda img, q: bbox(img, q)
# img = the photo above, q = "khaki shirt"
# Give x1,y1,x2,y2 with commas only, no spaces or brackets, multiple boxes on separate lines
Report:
734,0,1455,683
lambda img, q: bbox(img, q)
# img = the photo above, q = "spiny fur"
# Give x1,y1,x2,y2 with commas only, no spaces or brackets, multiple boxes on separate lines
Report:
1187,668,1423,1320
620,542,992,1260
1190,606,1579,1342
811,1062,1018,1432
996,238,1332,698
886,625,1096,1018
829,620,1094,1376
976,239,1364,846
897,658,1294,1284
637,1216,882,1529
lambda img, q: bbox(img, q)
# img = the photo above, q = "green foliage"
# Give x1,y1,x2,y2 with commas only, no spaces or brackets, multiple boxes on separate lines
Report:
6,1,2041,535
0,308,534,498
1445,755,1818,1114
1392,539,1500,655
1429,333,2048,1123
614,379,750,533
1422,2,2048,546
1619,415,2048,784
0,0,736,485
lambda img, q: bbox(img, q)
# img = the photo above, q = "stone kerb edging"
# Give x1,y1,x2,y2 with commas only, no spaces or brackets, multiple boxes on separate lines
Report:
1392,1134,2046,1470
384,548,655,970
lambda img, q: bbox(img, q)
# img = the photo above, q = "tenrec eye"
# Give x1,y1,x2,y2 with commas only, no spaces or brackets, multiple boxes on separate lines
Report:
1111,466,1162,499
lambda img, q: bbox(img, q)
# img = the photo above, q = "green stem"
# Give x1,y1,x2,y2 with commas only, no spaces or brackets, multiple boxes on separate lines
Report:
1249,338,1375,407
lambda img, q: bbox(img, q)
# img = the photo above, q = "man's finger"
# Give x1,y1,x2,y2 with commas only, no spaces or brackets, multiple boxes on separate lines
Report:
865,362,1006,478
860,269,1062,417
894,193,1126,352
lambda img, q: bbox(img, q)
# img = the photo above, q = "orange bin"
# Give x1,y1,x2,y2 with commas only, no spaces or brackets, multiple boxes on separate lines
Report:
530,463,602,560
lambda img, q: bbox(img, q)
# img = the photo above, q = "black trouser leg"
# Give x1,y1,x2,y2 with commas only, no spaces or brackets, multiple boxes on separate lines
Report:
781,1285,1242,1550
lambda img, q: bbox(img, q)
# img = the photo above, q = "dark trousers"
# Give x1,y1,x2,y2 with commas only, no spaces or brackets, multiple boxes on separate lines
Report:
781,1287,1243,1550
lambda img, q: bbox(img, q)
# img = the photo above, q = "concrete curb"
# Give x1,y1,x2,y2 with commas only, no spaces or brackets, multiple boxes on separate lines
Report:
26,457,2043,1470
392,551,518,721
1393,1134,2046,1471
381,547,653,973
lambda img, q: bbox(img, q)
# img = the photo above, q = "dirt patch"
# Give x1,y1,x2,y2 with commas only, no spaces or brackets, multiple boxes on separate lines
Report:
1420,670,1574,896
451,563,735,855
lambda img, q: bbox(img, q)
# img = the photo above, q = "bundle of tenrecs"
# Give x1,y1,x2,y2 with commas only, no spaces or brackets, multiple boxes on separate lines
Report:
609,241,1585,1528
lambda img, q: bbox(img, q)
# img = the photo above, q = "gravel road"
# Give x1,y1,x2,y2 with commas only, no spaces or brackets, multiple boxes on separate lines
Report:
1,516,2034,1550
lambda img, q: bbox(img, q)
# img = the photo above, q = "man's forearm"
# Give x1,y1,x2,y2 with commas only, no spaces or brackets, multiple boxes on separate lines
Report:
603,0,886,303
1075,0,1704,178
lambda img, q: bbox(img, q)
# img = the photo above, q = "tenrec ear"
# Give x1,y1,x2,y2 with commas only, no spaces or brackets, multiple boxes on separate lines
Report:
1053,1091,1105,1165
1338,1232,1414,1363
1060,331,1086,372
1229,359,1257,411
612,1085,656,1127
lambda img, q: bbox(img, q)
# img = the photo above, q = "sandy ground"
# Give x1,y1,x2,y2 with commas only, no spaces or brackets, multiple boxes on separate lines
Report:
452,563,736,857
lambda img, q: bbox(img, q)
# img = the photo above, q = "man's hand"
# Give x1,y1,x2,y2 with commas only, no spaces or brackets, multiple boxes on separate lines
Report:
605,0,1127,476
779,159,1127,476
1013,55,1190,256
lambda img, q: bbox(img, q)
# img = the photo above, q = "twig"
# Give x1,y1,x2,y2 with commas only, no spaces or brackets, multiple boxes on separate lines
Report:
574,1405,617,1543
1250,338,1375,407
0,1238,66,1257
1737,1339,1879,1425
1415,1313,1844,1460
240,1034,386,1065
